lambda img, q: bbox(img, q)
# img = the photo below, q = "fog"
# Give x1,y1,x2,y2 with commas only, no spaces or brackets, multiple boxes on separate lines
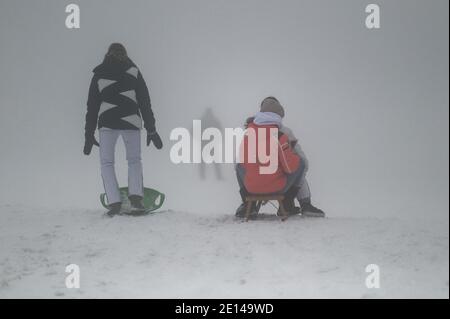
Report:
0,0,448,219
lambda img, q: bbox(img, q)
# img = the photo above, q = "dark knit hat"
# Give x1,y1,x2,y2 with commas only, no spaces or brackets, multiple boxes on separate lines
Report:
105,43,128,62
260,97,285,118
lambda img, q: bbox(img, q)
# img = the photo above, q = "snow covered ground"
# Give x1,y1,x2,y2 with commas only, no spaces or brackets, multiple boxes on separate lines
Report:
0,204,448,299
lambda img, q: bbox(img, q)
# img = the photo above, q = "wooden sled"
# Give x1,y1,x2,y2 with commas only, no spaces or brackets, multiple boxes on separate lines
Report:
244,194,288,222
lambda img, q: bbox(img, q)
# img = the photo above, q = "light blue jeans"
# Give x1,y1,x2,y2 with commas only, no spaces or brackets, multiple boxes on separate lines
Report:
235,158,311,201
99,129,143,205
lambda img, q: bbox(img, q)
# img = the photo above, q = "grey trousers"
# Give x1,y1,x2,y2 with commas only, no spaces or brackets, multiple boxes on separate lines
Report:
99,129,143,205
297,178,311,201
296,162,311,202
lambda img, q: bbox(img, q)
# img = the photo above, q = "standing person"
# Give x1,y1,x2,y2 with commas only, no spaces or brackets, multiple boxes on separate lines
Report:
198,107,224,181
83,43,163,217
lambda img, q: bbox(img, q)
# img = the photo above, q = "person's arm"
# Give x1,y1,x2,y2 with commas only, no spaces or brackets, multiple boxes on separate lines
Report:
136,70,163,149
136,71,156,132
85,74,101,137
83,75,100,155
278,133,300,174
281,124,308,167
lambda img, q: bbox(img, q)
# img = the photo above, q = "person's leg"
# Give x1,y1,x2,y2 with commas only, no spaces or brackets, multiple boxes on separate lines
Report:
279,161,305,214
199,161,206,180
282,160,305,194
297,176,312,203
99,129,121,205
294,166,325,217
121,130,144,199
235,164,247,198
215,163,223,180
235,164,258,217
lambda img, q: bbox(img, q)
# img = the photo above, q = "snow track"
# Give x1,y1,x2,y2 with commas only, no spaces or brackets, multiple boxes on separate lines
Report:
0,205,448,298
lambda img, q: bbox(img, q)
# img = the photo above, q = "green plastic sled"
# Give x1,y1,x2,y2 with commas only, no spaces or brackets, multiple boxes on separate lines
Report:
100,187,165,213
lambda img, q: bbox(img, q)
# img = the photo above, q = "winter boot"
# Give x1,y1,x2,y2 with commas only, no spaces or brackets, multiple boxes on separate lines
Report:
278,186,301,216
278,197,301,216
235,201,261,219
300,199,325,217
106,202,122,217
129,195,145,211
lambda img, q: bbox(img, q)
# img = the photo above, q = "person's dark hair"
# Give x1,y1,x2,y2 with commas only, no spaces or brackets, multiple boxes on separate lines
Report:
260,96,279,106
104,43,128,62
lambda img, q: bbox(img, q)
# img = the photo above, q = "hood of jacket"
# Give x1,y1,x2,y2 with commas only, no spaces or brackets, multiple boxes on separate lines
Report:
252,111,282,127
92,57,136,77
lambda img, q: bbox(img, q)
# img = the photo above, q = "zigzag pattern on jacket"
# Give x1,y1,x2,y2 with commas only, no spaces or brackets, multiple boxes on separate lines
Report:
85,59,155,135
97,66,142,129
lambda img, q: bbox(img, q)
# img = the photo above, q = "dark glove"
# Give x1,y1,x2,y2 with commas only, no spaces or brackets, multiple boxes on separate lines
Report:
83,134,99,155
146,131,163,149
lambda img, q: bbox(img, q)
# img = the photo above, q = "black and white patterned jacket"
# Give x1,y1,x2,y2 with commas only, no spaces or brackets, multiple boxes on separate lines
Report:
85,58,155,136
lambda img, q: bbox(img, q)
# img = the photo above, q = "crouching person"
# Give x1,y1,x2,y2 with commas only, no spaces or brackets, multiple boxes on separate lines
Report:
235,108,304,218
258,97,325,217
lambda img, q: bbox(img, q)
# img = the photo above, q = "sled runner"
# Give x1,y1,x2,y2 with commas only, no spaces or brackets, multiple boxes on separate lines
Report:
244,194,288,222
100,187,165,215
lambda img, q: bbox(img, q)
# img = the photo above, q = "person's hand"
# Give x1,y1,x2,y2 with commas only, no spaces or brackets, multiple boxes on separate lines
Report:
146,131,163,149
83,134,99,155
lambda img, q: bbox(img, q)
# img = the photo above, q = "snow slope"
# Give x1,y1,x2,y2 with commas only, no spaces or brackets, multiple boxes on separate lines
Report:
0,204,448,299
